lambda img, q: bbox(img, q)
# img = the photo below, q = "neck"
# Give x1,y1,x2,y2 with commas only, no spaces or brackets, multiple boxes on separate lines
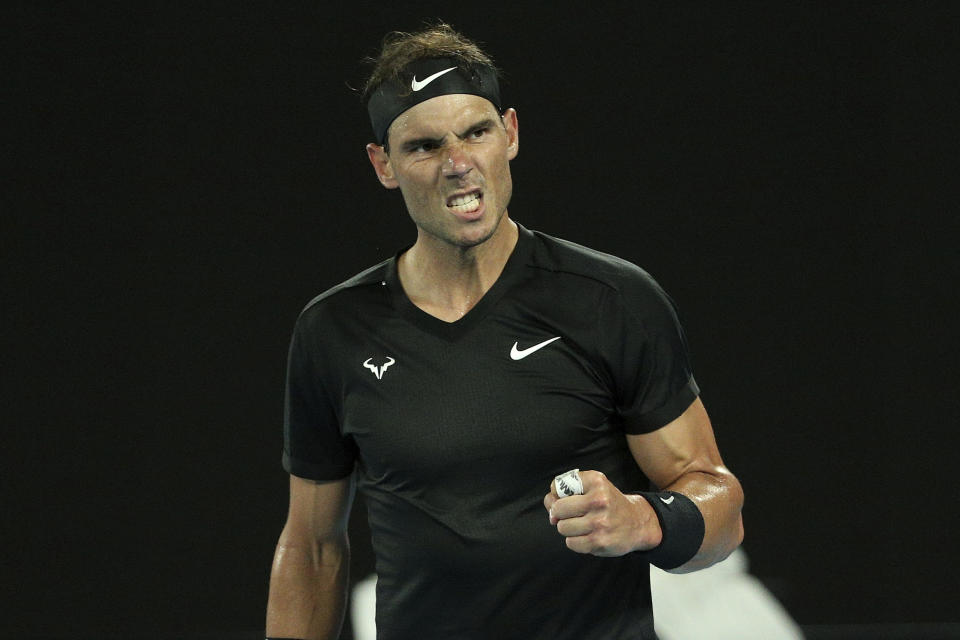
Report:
398,217,519,321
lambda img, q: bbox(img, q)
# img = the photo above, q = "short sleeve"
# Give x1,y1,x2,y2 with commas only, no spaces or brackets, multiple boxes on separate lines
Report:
599,269,699,434
281,312,357,480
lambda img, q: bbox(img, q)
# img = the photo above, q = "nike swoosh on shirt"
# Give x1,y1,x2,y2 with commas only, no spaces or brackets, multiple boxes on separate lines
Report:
510,336,562,360
411,66,458,91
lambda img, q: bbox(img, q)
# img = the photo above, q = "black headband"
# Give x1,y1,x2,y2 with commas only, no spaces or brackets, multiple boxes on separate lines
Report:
366,57,502,145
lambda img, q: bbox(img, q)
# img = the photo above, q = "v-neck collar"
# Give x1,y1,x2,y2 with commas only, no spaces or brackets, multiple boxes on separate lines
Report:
386,223,534,341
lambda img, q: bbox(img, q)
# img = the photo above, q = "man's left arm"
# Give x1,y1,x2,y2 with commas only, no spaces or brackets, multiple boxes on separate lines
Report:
544,397,744,573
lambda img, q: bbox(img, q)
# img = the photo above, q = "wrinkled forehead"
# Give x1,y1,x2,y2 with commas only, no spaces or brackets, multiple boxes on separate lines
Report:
387,94,502,145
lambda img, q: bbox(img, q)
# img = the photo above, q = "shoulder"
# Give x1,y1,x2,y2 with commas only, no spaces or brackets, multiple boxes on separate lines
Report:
525,229,672,310
295,258,392,328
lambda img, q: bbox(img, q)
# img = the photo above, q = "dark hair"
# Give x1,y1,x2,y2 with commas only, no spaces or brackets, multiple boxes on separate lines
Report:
361,22,500,105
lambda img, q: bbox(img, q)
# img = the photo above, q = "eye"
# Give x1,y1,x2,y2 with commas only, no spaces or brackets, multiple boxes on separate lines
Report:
469,127,489,139
408,141,439,154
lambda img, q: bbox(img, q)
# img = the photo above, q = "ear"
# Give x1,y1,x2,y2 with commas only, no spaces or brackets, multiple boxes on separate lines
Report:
502,108,519,160
366,143,399,189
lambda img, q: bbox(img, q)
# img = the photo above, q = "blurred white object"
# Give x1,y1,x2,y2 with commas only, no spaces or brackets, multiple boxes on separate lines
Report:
651,548,802,640
350,548,801,640
351,573,377,640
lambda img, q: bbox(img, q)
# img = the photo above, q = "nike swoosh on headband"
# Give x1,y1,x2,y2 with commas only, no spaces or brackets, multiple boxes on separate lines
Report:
411,66,458,91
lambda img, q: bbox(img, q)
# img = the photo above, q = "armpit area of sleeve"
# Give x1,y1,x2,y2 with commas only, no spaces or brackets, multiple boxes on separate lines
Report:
622,376,700,435
282,450,355,481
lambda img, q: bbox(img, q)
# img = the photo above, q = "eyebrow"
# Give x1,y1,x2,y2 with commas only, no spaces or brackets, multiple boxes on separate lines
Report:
459,118,497,138
399,118,499,152
400,134,445,152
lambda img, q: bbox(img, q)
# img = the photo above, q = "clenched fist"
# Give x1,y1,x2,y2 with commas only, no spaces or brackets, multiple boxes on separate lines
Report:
544,470,663,557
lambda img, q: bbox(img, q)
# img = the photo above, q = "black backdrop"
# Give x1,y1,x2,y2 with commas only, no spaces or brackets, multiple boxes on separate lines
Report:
7,2,959,637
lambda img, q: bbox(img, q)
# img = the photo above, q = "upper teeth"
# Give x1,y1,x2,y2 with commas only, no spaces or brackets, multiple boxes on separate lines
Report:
449,193,479,207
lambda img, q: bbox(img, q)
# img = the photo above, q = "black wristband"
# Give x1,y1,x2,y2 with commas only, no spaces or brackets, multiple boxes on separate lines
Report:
637,490,705,570
266,637,307,639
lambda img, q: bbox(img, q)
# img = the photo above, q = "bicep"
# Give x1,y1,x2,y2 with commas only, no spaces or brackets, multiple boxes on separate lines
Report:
283,473,355,544
626,397,728,490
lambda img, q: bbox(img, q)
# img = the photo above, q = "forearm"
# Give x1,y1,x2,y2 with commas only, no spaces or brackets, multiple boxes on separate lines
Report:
663,468,744,573
265,530,350,640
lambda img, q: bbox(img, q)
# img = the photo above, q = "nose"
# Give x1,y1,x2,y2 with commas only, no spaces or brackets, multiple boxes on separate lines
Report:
441,142,473,179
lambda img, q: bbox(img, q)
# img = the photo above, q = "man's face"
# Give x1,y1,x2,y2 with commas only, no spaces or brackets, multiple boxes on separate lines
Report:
367,94,519,249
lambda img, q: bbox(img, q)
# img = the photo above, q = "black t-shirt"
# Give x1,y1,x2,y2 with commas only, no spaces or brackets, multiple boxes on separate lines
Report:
283,224,699,639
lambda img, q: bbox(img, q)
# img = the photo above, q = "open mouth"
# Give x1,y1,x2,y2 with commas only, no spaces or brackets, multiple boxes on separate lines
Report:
447,190,482,214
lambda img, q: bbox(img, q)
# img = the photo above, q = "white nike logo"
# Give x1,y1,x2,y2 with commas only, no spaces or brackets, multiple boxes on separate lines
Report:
660,495,675,505
411,66,457,91
510,336,562,360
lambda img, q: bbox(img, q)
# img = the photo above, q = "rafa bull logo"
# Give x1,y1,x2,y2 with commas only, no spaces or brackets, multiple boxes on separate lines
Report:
363,357,395,380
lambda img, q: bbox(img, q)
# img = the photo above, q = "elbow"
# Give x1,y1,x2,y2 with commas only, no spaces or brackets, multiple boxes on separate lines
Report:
736,476,745,541
707,475,746,566
733,512,745,551
723,474,744,558
721,479,746,562
737,495,745,545
714,512,745,569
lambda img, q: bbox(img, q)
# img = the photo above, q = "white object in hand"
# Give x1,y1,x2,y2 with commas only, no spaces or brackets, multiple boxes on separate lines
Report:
555,468,584,497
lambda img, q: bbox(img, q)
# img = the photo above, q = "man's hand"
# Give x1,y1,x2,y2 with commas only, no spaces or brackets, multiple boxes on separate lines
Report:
544,470,663,557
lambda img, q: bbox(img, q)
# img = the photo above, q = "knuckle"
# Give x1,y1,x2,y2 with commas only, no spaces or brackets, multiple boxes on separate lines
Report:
590,495,610,511
583,470,606,485
595,515,610,531
567,537,588,554
590,533,610,554
586,533,607,555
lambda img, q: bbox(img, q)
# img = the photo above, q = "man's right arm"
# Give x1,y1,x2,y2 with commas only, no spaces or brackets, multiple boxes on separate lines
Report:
266,473,355,640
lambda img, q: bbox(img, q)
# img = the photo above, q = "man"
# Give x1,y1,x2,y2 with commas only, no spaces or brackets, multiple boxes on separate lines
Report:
266,23,743,640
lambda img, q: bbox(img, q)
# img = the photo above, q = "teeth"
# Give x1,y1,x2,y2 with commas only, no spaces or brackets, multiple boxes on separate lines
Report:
448,192,481,213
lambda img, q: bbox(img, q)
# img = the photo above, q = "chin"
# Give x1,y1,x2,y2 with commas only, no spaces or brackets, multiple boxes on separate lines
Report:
454,220,501,248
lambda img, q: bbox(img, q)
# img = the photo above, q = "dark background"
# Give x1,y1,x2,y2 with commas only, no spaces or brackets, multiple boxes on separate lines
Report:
6,2,959,637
